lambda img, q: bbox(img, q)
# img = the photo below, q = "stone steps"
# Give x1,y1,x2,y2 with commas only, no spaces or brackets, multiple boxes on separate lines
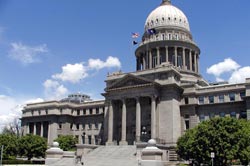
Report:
83,145,138,166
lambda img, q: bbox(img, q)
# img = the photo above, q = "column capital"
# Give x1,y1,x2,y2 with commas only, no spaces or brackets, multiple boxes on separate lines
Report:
151,95,157,101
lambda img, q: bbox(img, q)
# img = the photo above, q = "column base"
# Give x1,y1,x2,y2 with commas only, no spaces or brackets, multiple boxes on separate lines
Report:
119,141,128,145
105,141,115,146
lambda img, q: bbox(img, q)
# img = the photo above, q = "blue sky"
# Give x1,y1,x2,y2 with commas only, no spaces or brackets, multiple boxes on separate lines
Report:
0,0,250,127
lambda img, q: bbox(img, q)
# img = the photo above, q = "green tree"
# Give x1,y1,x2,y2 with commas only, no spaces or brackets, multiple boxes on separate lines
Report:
0,134,18,159
18,134,47,160
54,135,77,151
177,117,250,165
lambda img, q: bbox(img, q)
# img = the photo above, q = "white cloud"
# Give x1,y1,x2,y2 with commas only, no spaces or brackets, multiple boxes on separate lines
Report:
8,42,48,64
207,58,240,78
43,79,68,100
53,56,121,84
229,66,250,83
88,56,121,70
52,63,88,83
0,95,44,131
207,58,250,84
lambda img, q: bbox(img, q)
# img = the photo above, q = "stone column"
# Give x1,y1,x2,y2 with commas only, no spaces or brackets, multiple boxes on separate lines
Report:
194,52,197,73
40,122,44,137
27,123,30,134
156,47,160,65
151,96,156,139
182,47,186,70
174,47,177,67
34,123,36,135
106,101,114,145
136,97,141,142
165,46,168,63
197,53,199,73
143,55,146,70
189,50,192,71
149,50,152,69
120,99,128,145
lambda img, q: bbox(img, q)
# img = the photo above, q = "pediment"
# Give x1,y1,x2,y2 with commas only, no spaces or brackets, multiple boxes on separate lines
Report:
106,74,157,91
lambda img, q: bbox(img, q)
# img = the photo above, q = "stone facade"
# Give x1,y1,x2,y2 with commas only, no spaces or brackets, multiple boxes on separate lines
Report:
21,0,250,149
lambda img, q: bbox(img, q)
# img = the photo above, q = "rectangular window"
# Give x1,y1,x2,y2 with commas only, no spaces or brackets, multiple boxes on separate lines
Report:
83,109,86,115
240,92,246,99
88,123,92,130
58,123,62,129
77,110,80,116
184,97,189,104
184,115,190,130
82,123,85,130
95,123,99,129
209,96,214,104
218,95,224,103
96,108,99,114
230,112,236,118
76,124,80,130
220,112,225,117
88,135,91,144
209,113,215,119
229,93,235,101
89,108,93,115
199,114,205,122
70,123,73,130
198,96,204,104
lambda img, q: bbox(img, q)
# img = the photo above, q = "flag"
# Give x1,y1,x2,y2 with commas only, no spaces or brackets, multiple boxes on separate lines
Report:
133,41,138,45
147,28,156,35
132,32,139,38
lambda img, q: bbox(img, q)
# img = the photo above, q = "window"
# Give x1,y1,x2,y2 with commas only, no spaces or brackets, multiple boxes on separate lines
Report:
162,34,165,40
209,96,214,104
60,109,63,114
230,112,236,118
89,109,93,115
184,115,190,130
88,123,92,130
96,108,99,114
76,124,80,130
77,110,80,116
58,123,62,129
219,95,224,103
83,109,86,115
199,114,205,122
82,123,85,130
184,97,189,104
240,111,247,119
198,96,204,104
95,123,99,129
70,123,73,130
45,109,48,115
240,92,246,99
88,135,91,144
209,113,215,119
229,93,235,101
168,33,172,40
219,112,225,117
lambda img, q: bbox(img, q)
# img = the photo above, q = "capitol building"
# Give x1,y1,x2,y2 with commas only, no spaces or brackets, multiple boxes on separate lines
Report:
21,0,250,161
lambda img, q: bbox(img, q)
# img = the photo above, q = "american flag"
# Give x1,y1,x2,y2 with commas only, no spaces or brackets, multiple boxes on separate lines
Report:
132,32,139,38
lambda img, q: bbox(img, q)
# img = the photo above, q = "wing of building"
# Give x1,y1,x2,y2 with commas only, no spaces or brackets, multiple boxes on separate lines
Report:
21,0,250,152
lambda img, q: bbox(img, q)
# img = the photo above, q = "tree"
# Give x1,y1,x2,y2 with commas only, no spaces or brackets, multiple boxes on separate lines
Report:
177,117,250,165
1,118,21,137
54,135,77,151
18,134,47,160
0,134,18,159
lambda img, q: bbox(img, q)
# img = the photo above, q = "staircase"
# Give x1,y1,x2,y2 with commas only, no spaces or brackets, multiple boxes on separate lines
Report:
83,145,138,166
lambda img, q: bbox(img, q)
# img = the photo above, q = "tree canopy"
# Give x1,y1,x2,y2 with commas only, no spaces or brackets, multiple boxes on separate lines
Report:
0,134,19,159
177,117,250,165
18,134,47,160
54,135,77,151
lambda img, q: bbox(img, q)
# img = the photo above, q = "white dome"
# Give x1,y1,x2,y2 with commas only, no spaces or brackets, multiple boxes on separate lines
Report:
145,3,190,32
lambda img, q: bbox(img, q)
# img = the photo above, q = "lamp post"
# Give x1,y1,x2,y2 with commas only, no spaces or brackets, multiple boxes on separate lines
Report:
141,126,147,142
211,152,215,166
0,145,3,166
